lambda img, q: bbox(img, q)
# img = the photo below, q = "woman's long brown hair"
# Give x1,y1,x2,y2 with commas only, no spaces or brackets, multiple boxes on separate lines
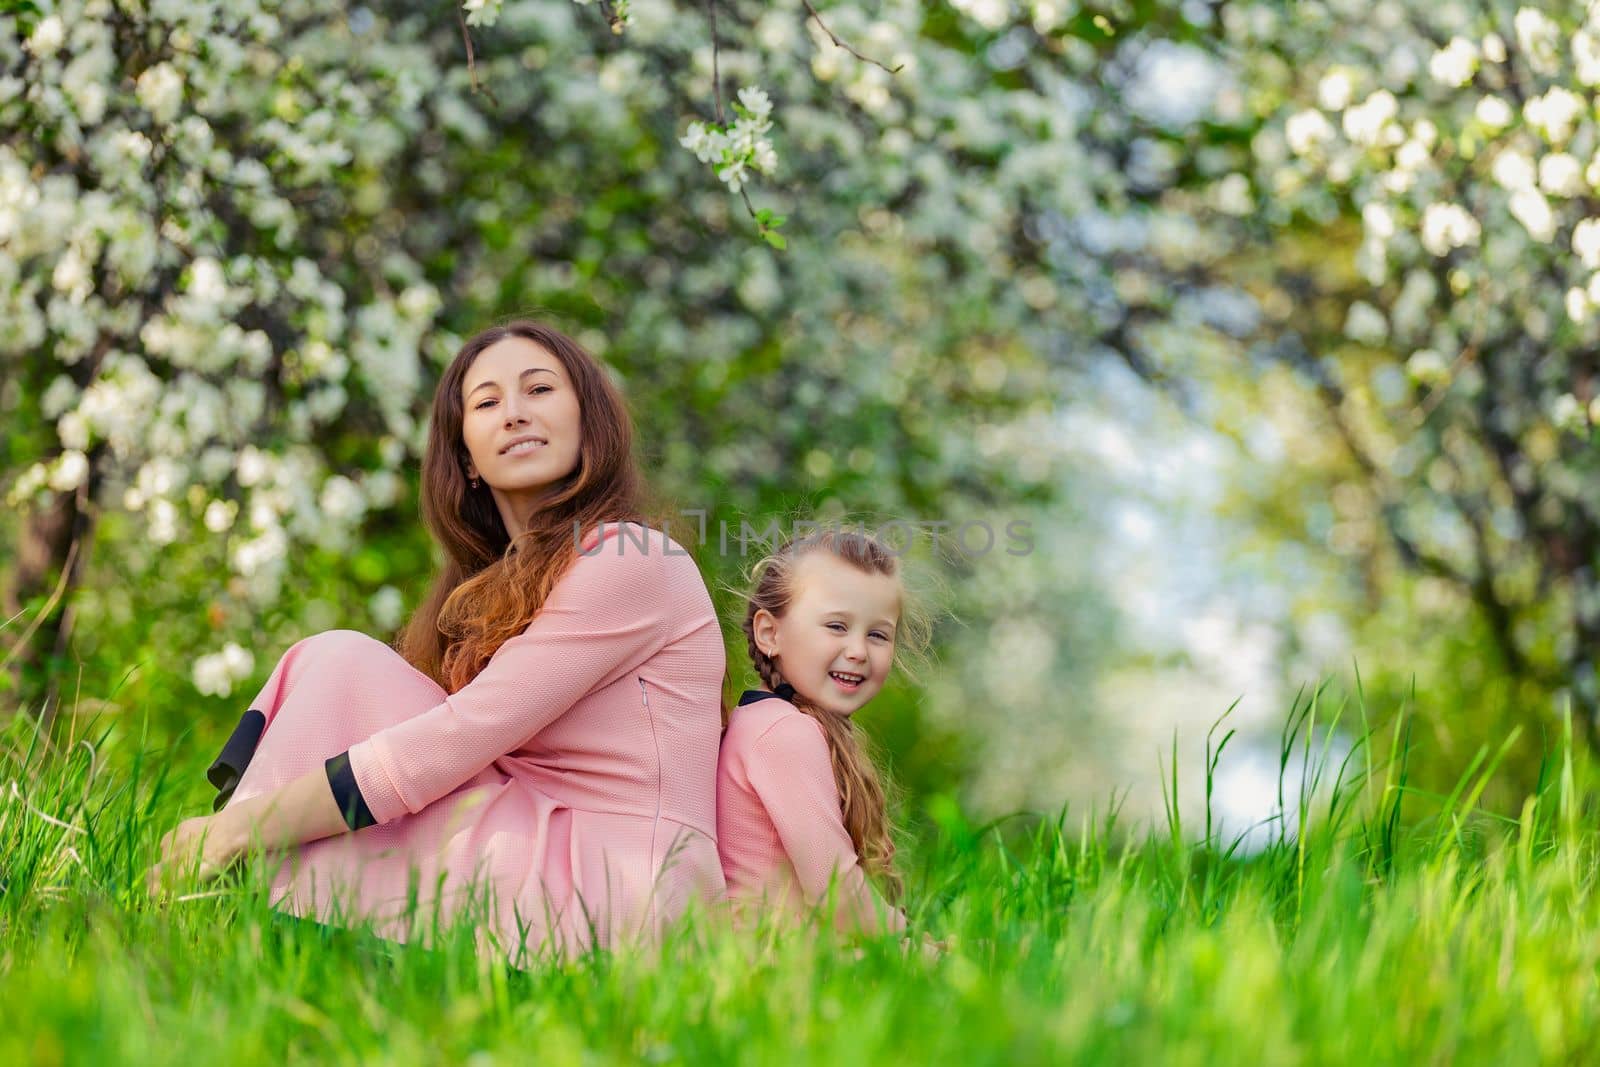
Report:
398,321,647,693
739,529,932,904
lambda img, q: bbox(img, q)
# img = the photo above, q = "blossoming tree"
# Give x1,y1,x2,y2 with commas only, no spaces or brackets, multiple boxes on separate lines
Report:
1222,2,1600,746
3,0,1248,782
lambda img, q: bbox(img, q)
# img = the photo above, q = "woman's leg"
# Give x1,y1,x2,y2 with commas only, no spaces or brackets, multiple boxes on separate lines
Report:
214,629,449,810
211,630,524,954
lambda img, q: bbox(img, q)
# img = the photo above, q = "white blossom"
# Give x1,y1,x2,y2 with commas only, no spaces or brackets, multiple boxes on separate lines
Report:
1406,348,1451,386
1420,202,1481,256
952,0,1010,29
679,122,722,164
236,445,269,487
48,450,89,493
1362,201,1396,241
319,474,366,522
148,498,179,546
1523,87,1585,145
1539,153,1584,197
203,499,235,533
7,463,51,506
679,85,779,195
737,85,773,120
1395,139,1430,173
1428,37,1479,88
1491,147,1536,191
1286,109,1335,156
1317,70,1354,111
1566,286,1591,324
57,410,90,451
232,523,287,578
1576,29,1600,86
40,376,78,420
1344,301,1388,344
192,642,255,698
717,157,750,194
1125,41,1230,129
135,63,185,124
1574,218,1600,269
26,16,65,58
369,585,405,630
50,248,92,304
1342,90,1398,147
1551,392,1588,433
462,0,503,27
1474,96,1513,129
1513,8,1561,75
1509,187,1557,242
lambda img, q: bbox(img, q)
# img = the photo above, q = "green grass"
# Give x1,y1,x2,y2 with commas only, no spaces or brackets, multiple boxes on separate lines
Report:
4,685,1600,1065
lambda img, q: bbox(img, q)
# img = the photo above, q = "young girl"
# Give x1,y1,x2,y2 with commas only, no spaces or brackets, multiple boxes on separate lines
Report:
716,527,929,936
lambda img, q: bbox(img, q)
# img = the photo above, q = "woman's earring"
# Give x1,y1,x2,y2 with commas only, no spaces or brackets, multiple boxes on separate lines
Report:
469,475,480,489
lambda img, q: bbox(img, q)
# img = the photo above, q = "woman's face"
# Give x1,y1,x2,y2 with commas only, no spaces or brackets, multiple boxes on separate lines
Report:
752,552,901,718
460,337,583,515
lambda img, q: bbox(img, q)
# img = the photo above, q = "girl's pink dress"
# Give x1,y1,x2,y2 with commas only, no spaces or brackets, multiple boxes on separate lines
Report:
715,691,906,934
218,522,726,964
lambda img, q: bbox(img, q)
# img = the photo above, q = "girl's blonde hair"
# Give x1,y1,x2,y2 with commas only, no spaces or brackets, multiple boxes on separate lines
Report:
737,526,933,902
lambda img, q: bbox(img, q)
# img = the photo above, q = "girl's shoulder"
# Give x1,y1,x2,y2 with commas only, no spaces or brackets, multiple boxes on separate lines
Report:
723,692,827,756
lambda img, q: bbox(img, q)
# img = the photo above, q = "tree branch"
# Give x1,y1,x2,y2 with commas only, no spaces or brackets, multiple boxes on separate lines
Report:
708,0,724,124
456,6,499,107
801,0,905,74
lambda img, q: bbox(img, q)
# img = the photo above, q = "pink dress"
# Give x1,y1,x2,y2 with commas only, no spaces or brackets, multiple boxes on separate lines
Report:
715,691,906,934
219,521,726,965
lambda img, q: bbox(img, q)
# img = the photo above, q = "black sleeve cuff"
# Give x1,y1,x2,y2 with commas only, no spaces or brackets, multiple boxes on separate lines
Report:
324,751,377,831
207,709,266,813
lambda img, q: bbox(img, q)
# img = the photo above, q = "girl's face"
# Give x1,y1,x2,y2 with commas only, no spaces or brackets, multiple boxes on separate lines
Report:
460,337,582,515
752,552,901,718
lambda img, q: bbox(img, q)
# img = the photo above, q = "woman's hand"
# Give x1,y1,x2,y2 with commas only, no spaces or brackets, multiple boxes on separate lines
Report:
145,812,240,896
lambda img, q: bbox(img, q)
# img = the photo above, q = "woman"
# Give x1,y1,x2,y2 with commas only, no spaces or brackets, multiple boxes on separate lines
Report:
146,321,727,965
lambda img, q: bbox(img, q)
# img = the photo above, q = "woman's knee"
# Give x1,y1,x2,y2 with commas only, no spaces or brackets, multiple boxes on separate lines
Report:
294,628,386,658
287,629,398,680
301,629,445,695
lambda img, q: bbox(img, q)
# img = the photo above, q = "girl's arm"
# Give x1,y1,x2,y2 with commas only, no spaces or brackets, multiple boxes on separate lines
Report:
746,714,908,936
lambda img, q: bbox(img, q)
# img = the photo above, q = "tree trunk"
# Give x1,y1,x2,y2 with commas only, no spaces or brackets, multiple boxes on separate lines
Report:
2,480,93,732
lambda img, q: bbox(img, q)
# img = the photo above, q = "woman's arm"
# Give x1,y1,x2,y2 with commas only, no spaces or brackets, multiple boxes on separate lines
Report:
342,524,684,825
146,766,347,892
218,765,349,853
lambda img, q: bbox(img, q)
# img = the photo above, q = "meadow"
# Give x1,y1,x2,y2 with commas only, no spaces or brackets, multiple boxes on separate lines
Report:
3,686,1597,1066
